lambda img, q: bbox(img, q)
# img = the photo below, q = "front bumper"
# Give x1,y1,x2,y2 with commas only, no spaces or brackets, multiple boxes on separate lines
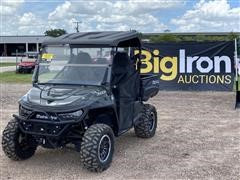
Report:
14,112,84,138
18,66,34,72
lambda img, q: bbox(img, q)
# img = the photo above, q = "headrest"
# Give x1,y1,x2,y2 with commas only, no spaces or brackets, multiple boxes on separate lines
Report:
78,52,92,64
112,52,130,68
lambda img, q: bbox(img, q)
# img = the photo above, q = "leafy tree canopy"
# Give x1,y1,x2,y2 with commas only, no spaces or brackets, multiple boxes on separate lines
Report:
144,32,238,43
44,29,67,37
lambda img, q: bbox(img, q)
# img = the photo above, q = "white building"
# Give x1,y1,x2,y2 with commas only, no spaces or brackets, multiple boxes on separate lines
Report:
0,35,47,56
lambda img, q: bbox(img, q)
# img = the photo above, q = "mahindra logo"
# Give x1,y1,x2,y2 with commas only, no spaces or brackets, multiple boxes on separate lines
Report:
36,114,57,121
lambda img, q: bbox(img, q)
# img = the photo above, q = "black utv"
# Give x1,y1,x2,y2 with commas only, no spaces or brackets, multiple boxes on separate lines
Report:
2,31,160,172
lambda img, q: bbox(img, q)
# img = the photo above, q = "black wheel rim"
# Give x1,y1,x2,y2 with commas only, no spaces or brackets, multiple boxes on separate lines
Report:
149,111,156,131
98,134,111,163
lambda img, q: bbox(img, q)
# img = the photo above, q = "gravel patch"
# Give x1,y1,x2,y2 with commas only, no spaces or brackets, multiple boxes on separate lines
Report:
0,84,239,179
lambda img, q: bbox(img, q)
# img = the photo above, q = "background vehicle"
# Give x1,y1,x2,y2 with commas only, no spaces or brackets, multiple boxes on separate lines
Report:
2,31,160,172
16,52,38,73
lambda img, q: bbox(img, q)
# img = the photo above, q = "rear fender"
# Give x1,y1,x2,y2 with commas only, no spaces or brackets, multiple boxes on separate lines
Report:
140,74,160,101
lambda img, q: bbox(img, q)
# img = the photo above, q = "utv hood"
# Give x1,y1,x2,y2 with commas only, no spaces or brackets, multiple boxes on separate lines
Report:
20,85,112,110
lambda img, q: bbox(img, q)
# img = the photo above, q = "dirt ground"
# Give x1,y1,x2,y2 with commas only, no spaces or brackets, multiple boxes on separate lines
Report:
0,84,239,180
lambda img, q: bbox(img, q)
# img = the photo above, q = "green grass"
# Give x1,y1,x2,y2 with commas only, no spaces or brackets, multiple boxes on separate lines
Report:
0,62,16,67
0,71,32,83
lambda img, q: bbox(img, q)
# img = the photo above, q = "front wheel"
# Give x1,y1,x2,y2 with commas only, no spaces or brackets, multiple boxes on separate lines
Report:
134,104,157,138
80,123,114,172
2,119,37,160
16,69,22,73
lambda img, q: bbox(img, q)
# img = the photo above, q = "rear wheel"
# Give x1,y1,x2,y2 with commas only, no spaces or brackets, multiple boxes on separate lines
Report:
2,119,37,160
80,123,114,172
134,104,157,138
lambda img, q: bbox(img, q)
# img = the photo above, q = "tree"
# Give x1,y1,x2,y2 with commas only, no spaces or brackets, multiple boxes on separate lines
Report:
44,29,67,37
149,34,181,42
227,32,238,41
145,33,239,43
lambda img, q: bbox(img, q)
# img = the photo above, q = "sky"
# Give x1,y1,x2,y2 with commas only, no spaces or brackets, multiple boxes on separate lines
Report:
0,0,240,35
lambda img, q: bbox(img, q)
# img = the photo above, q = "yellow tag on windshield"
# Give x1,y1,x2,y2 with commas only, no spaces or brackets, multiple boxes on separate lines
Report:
42,53,54,61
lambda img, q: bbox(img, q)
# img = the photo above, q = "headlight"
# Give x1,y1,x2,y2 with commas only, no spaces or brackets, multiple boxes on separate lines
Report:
19,105,32,117
58,110,83,120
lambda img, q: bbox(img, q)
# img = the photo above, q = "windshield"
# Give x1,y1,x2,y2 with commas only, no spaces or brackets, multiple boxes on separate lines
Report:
37,45,113,85
20,53,38,62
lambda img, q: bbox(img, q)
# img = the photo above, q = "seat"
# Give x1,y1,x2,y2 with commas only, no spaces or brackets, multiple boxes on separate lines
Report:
96,58,108,64
111,52,130,87
69,52,92,64
78,52,92,64
59,52,92,82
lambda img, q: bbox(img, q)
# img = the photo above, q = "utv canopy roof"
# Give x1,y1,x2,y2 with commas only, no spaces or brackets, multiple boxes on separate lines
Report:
42,31,141,47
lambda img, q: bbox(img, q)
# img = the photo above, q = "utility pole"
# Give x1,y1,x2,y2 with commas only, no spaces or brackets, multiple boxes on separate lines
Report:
73,21,81,33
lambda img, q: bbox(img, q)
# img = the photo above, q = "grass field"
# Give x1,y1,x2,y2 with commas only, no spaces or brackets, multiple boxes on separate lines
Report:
0,71,32,83
234,76,240,90
0,62,16,67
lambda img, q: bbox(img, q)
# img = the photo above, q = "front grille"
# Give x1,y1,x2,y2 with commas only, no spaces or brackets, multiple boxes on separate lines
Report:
34,112,58,121
19,106,80,123
21,121,64,136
